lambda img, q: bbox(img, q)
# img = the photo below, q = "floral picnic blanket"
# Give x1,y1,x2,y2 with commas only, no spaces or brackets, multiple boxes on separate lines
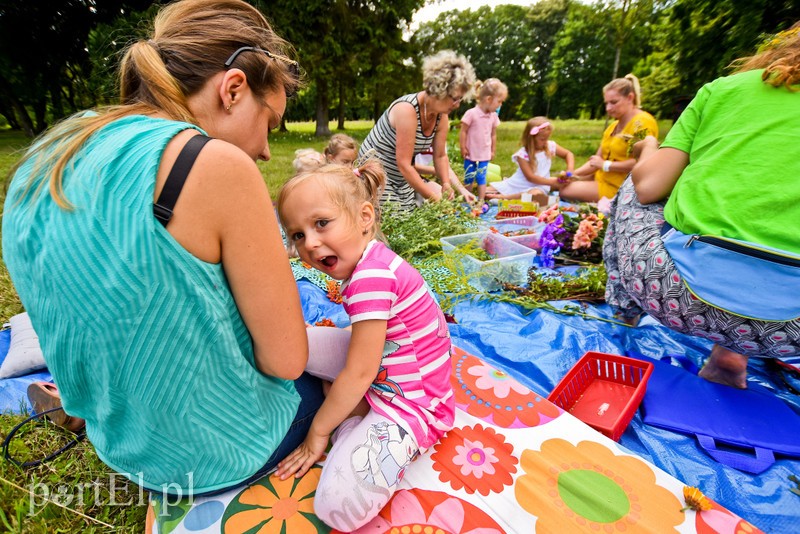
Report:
145,346,761,534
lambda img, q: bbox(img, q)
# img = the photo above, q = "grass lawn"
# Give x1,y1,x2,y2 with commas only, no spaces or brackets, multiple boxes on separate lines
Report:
0,117,670,532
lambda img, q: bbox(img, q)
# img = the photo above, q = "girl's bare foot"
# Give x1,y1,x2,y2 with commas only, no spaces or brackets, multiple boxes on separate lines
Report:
698,344,749,389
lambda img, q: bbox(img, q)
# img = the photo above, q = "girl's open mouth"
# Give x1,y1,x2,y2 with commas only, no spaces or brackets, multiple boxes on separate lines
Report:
320,256,338,268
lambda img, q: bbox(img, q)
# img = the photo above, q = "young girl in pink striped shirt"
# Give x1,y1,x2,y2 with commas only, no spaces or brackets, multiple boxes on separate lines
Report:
276,159,454,531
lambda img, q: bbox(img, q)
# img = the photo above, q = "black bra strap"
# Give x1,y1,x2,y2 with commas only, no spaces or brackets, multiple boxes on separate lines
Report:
154,134,213,227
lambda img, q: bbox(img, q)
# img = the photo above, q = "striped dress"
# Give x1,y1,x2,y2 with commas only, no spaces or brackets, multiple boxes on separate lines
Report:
341,240,454,449
360,93,441,212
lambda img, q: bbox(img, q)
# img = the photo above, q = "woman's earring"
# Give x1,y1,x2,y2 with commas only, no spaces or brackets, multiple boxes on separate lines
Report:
226,103,232,111
362,228,369,236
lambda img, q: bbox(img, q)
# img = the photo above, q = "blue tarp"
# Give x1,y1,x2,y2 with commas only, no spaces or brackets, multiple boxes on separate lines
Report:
0,328,52,414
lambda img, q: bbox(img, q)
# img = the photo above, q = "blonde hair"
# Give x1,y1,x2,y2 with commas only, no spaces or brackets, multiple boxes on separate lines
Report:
12,0,300,209
323,134,359,159
292,148,326,174
520,117,553,174
604,73,642,107
422,50,477,101
277,159,386,240
474,78,508,101
732,21,800,89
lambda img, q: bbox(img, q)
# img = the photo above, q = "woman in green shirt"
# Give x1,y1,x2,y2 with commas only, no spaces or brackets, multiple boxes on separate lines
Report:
603,24,800,390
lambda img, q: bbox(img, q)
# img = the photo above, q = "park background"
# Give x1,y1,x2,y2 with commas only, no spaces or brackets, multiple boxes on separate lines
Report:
0,0,798,532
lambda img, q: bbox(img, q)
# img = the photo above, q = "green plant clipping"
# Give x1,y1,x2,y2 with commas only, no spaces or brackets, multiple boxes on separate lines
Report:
382,200,478,261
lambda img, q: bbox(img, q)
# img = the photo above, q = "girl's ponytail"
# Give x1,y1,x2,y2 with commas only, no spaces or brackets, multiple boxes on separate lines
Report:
354,158,386,210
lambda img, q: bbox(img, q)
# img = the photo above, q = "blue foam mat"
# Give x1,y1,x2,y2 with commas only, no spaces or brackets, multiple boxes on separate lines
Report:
0,328,52,415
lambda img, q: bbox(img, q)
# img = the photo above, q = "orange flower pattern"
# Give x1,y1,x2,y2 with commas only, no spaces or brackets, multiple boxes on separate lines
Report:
451,346,562,428
515,438,683,533
431,424,518,495
221,468,328,533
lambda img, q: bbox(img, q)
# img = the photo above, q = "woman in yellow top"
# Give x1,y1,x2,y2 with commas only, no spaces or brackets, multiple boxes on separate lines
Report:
560,74,658,202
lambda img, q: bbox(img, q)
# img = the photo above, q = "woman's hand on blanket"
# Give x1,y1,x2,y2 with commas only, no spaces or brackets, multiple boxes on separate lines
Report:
275,430,329,480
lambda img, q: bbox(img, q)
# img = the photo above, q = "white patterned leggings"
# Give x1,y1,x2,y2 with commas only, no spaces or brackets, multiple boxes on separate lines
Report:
305,327,419,531
603,178,800,360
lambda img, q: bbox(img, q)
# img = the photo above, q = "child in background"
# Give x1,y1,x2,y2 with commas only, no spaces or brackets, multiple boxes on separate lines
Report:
460,78,508,205
414,146,461,189
324,133,359,166
292,148,326,174
486,117,575,204
275,160,454,532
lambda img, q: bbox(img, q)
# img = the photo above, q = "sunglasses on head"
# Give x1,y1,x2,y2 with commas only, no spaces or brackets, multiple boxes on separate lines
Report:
224,46,300,98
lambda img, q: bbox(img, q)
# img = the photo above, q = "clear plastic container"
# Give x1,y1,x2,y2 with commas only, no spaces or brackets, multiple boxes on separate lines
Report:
440,231,537,292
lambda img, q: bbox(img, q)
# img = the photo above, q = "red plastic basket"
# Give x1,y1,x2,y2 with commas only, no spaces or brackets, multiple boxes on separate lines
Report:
547,352,654,441
496,210,538,219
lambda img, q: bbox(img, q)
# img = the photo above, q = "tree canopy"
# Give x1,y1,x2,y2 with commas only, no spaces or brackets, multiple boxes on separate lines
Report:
0,0,798,136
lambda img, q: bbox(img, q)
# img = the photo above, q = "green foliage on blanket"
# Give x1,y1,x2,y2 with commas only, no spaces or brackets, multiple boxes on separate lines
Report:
381,199,478,261
412,247,621,325
523,265,608,302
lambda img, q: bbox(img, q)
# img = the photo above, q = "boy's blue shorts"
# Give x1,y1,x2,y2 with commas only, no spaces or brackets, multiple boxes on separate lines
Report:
463,159,488,186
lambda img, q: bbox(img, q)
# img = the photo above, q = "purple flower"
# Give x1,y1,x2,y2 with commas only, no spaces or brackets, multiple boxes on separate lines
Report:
537,217,566,269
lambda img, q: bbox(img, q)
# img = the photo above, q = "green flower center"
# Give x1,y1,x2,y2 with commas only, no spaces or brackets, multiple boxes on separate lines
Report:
558,470,630,523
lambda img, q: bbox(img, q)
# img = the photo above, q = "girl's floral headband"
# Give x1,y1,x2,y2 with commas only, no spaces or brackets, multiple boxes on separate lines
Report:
530,122,551,135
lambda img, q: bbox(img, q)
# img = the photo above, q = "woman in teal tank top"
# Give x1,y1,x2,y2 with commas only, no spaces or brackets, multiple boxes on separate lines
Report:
2,0,323,496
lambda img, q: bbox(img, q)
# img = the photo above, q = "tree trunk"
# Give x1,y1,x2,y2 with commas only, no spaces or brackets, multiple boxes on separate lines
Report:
33,99,48,134
336,80,346,130
0,74,34,136
612,46,621,80
314,80,331,137
372,94,382,123
12,100,35,137
50,81,64,122
0,102,21,130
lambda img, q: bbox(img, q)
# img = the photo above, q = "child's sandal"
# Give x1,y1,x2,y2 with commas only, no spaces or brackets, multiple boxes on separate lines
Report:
27,381,86,433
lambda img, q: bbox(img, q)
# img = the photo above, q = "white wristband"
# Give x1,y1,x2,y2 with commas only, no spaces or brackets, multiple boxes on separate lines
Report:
602,160,612,172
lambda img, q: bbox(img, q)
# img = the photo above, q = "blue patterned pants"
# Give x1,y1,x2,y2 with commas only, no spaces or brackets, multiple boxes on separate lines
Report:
603,178,800,360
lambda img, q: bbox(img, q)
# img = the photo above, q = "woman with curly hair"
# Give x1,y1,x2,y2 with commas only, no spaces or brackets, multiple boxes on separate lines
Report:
360,50,477,212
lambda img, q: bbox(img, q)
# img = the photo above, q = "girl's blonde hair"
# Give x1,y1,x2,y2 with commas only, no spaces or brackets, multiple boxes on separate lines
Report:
12,0,300,209
323,134,359,159
292,148,325,174
277,158,386,240
473,78,508,101
604,73,642,107
422,50,477,101
520,117,553,174
732,21,800,88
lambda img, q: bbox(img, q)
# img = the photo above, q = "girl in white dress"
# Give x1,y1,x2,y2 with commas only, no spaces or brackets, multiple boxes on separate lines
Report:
486,117,574,204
